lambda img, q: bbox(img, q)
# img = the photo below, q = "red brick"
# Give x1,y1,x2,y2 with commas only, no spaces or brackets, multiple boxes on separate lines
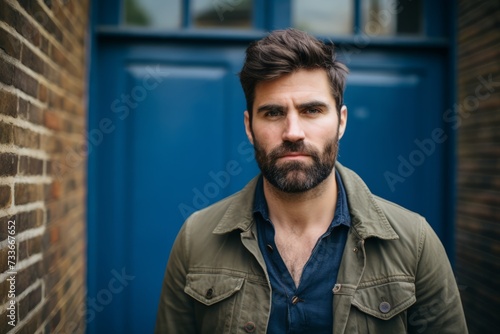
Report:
19,236,42,260
0,3,19,38
18,0,63,42
0,122,14,144
49,309,62,332
48,159,70,181
0,185,12,209
0,90,18,117
12,67,39,97
40,36,49,55
0,153,18,176
17,260,43,295
43,0,53,9
14,183,43,205
21,44,45,75
456,1,500,333
0,59,16,86
19,285,42,319
51,44,66,67
29,103,44,125
45,63,60,85
18,98,43,125
42,290,56,320
0,0,89,332
18,98,29,120
13,126,40,149
44,110,62,130
19,156,44,175
51,180,62,200
51,225,59,243
17,308,42,334
0,26,21,59
38,83,48,102
17,209,44,233
0,278,9,305
44,136,64,154
0,2,41,48
49,90,63,109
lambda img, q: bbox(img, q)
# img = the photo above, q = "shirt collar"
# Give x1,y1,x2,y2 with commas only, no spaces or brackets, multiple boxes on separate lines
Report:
252,170,351,229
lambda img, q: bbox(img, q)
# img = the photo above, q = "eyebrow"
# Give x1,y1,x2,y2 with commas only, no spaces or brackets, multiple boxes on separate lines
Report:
256,104,285,114
296,100,329,110
256,100,329,114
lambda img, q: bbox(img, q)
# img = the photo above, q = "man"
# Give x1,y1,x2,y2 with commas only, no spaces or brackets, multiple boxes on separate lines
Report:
155,29,468,333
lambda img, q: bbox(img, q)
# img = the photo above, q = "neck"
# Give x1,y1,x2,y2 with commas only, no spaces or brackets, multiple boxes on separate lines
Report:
263,170,338,234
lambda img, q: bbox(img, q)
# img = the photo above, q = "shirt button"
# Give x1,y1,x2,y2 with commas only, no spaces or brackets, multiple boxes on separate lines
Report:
205,288,214,299
333,284,342,293
353,247,358,252
244,321,256,332
266,244,273,252
379,301,391,313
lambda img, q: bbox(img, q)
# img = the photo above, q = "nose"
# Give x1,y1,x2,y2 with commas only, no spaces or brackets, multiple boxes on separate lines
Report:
282,112,305,142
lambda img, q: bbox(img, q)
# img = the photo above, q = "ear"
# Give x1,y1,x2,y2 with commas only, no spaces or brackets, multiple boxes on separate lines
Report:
244,110,254,145
338,105,348,139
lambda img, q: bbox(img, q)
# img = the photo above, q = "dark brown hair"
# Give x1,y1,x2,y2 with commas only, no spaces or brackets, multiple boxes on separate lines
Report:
239,28,348,122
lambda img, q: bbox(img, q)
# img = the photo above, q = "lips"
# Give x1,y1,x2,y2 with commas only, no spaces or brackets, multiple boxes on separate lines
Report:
279,152,310,158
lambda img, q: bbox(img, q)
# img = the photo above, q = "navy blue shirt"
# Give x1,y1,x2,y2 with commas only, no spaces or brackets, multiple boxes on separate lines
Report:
253,171,351,333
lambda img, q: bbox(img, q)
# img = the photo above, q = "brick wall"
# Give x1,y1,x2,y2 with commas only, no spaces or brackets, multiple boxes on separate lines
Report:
0,0,89,333
456,0,500,333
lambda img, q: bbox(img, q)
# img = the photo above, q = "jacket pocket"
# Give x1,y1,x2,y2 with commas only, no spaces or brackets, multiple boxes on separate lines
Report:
185,272,245,305
184,272,245,333
352,281,416,320
347,281,416,333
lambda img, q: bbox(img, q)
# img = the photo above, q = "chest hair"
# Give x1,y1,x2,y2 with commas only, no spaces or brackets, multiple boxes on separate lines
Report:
274,231,320,287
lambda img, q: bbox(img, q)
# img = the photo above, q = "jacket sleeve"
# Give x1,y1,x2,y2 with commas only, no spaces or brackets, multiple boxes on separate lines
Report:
407,218,468,333
155,222,196,334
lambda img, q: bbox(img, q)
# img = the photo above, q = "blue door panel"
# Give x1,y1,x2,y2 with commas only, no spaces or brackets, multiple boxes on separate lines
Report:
126,64,229,331
342,70,423,197
341,54,446,237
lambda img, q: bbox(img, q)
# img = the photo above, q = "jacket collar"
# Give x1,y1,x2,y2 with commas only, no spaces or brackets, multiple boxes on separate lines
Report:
212,177,258,234
212,162,398,241
336,163,398,240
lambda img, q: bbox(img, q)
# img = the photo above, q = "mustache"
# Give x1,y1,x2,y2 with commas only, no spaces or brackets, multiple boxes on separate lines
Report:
269,141,318,159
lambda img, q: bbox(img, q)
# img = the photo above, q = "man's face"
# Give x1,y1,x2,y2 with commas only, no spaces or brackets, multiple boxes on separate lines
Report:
244,69,347,193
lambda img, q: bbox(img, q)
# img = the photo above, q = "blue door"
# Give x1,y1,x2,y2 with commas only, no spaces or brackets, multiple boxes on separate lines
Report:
88,1,452,332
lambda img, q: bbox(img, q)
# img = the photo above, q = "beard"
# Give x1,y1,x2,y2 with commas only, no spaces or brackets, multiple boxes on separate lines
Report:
253,134,339,193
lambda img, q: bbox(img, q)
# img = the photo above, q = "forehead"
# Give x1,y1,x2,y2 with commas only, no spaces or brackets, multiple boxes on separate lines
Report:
253,69,333,109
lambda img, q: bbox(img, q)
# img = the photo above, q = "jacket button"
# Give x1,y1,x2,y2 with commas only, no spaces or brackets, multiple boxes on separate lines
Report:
333,284,341,293
379,301,391,313
205,288,214,299
244,321,256,332
266,244,273,252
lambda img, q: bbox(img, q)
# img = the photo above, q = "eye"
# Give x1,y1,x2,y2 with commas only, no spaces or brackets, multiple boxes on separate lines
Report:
264,110,284,117
304,108,322,114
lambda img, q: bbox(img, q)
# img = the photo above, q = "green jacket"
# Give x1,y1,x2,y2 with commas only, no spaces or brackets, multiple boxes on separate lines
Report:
156,163,468,333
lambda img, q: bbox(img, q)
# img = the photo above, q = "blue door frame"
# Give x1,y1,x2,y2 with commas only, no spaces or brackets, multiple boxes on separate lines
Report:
87,1,455,333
